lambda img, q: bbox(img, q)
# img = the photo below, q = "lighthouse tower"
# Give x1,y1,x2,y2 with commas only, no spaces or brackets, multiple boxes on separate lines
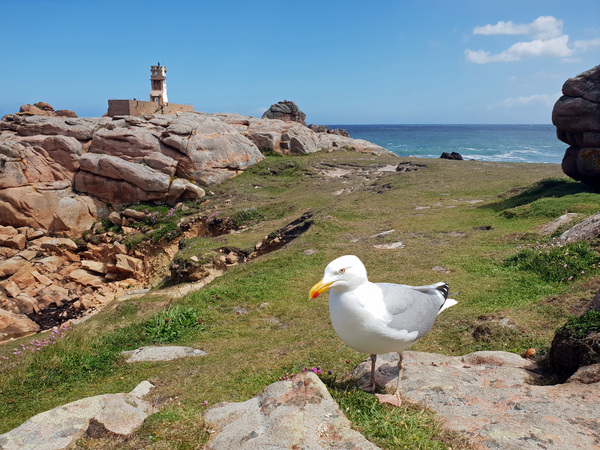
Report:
150,63,168,106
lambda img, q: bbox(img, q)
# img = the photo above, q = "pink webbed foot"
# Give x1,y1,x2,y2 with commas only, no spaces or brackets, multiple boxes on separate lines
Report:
375,392,402,407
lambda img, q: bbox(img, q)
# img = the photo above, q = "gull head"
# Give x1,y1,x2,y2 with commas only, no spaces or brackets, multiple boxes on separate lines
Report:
309,255,368,298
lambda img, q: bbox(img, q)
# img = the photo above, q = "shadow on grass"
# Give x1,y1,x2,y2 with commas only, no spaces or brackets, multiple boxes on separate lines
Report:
483,178,595,213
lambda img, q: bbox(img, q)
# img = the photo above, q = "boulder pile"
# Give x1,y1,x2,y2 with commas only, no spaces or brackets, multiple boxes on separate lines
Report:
0,223,146,342
552,65,600,189
18,102,78,118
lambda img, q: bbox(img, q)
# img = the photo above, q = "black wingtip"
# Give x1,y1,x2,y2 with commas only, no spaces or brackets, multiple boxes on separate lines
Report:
436,283,449,300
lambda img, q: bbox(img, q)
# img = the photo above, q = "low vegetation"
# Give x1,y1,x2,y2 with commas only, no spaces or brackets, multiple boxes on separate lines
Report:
559,309,600,338
1,151,599,448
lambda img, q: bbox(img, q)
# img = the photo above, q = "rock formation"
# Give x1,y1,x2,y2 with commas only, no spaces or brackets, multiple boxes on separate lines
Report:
0,111,387,238
216,113,389,156
308,124,350,137
552,65,600,189
440,151,463,160
261,100,307,125
19,102,78,118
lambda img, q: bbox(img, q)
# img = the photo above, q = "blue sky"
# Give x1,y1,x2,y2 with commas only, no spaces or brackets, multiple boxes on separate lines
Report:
1,0,599,124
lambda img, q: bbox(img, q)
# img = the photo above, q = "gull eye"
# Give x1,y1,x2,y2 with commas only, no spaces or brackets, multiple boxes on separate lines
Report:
339,268,346,274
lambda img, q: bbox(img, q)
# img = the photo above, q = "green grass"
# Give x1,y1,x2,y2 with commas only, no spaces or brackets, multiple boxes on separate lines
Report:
559,309,600,338
504,241,600,283
1,152,600,448
143,305,204,343
326,377,469,449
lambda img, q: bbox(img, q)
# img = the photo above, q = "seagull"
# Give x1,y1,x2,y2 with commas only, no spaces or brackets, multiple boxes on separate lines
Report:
309,255,457,406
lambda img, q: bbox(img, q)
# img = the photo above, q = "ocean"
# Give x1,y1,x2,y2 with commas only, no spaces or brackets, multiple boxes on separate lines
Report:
328,124,564,164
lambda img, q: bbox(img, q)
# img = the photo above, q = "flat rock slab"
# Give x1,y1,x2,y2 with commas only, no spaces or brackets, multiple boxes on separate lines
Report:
352,351,600,449
121,345,207,362
0,381,155,450
204,371,379,449
373,241,405,250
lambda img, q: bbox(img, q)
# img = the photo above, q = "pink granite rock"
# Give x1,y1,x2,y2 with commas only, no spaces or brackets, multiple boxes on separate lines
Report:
204,372,379,449
352,351,600,449
0,308,40,341
552,65,600,189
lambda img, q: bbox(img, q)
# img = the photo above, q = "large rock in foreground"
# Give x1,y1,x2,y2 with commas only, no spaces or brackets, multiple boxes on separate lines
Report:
0,381,155,449
552,65,600,189
352,351,600,449
204,371,379,449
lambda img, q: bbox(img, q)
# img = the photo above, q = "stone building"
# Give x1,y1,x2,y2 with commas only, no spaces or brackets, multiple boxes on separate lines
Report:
107,63,194,117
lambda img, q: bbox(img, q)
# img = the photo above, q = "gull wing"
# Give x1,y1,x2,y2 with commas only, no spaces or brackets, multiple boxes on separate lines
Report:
375,282,445,337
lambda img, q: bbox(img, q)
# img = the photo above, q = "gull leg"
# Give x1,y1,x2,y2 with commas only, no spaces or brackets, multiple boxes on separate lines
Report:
395,353,404,393
359,354,377,392
375,352,404,407
371,354,377,392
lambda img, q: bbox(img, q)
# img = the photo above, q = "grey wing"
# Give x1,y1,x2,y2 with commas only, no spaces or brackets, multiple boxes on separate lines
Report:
376,282,445,337
404,282,449,300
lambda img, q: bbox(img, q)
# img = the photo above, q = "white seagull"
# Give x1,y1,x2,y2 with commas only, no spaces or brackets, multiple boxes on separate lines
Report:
309,255,457,406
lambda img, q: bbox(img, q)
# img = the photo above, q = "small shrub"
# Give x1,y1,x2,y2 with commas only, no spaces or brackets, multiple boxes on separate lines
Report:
259,148,283,157
144,306,203,343
101,219,122,234
504,241,600,283
150,222,182,243
559,310,600,339
231,208,264,227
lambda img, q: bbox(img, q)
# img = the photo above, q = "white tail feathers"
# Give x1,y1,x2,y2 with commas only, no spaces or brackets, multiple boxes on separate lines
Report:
438,298,457,315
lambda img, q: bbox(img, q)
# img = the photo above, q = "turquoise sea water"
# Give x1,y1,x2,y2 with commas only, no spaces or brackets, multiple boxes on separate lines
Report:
328,124,564,164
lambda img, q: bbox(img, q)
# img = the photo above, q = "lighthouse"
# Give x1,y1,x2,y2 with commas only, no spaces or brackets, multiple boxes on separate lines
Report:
150,63,168,106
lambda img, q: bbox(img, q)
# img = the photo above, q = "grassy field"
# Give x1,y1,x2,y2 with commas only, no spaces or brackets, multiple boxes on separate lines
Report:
1,150,599,448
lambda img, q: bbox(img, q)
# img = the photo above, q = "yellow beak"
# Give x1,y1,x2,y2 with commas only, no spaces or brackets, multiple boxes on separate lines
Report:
309,279,334,299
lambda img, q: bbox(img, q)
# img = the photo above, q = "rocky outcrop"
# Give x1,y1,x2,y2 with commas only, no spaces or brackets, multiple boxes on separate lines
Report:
216,113,390,156
0,111,389,237
308,124,350,137
262,100,307,125
0,381,155,449
204,372,379,449
0,224,147,342
440,151,463,160
554,211,600,243
552,65,600,189
352,351,600,449
19,102,78,118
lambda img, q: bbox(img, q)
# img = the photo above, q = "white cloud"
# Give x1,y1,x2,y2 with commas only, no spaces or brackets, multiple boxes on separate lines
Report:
466,35,572,63
496,92,562,109
474,16,564,40
573,38,600,52
466,16,599,64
